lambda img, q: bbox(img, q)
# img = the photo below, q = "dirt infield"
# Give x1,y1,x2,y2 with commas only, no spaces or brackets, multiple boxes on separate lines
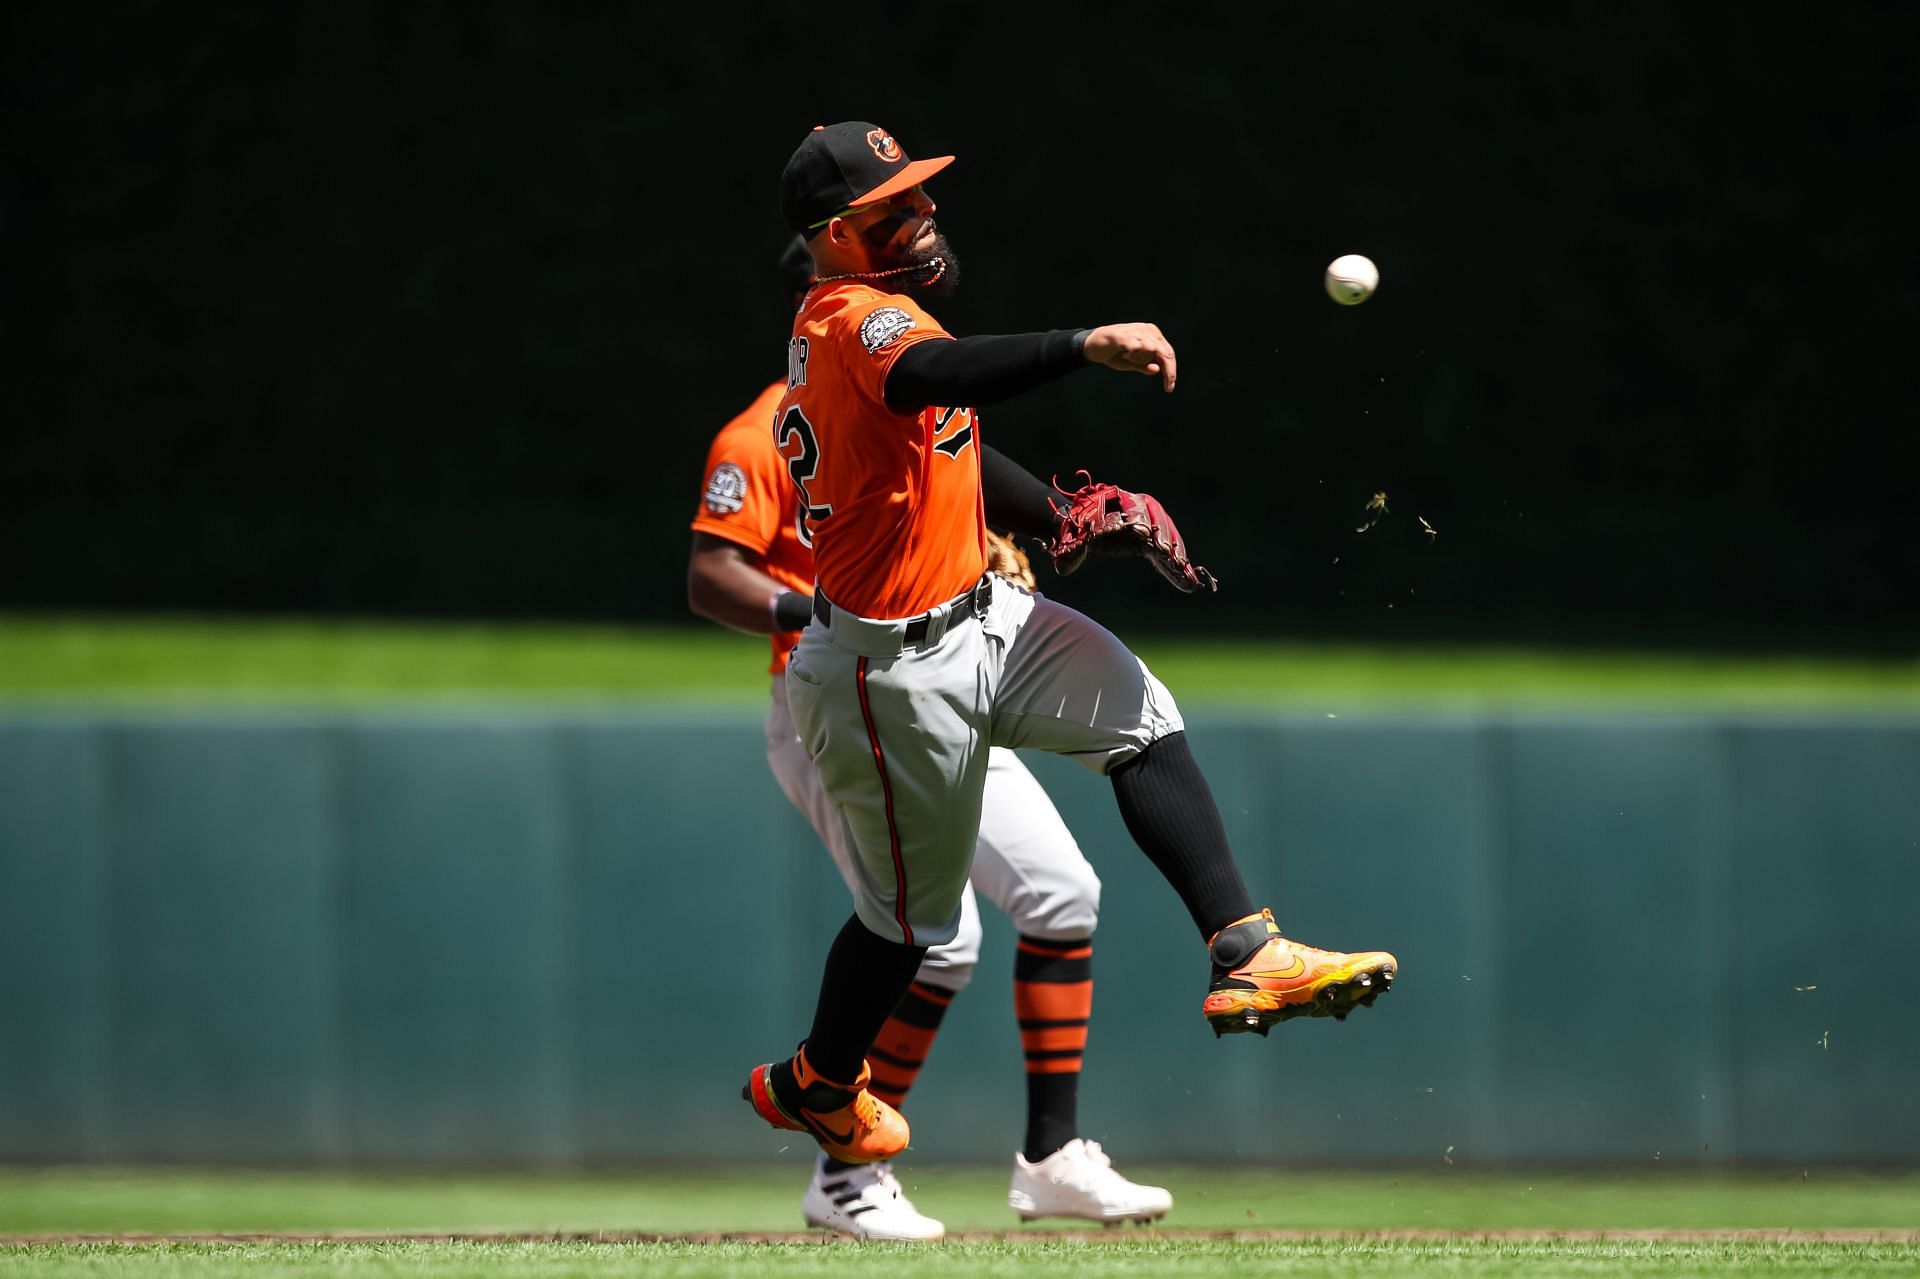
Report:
8,1229,1918,1247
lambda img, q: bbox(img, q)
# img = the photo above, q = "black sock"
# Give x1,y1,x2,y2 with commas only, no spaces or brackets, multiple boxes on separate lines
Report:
801,913,928,1085
1110,732,1256,940
1024,1074,1080,1164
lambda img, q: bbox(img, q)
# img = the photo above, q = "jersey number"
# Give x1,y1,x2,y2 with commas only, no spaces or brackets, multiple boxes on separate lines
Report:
777,405,833,548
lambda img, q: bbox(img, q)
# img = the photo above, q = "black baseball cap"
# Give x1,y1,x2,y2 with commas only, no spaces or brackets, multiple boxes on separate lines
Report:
780,121,954,235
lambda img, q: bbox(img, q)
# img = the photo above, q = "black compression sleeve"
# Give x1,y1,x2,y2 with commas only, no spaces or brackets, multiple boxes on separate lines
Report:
884,329,1090,410
981,445,1066,541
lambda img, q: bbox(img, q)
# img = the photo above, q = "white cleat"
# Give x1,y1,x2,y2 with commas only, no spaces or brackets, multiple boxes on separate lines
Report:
1008,1138,1173,1224
802,1156,946,1241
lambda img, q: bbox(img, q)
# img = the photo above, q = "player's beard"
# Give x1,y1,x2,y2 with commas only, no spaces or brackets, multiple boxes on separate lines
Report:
896,231,961,300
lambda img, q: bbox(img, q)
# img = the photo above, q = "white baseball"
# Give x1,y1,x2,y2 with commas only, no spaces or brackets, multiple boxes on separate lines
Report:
1324,254,1379,306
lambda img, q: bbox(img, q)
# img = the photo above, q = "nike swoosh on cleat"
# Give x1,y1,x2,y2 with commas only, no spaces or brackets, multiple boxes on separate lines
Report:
803,1115,857,1148
1243,957,1307,979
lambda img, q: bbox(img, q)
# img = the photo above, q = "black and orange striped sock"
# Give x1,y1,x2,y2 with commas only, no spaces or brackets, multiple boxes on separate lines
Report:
1015,934,1092,1163
865,980,956,1111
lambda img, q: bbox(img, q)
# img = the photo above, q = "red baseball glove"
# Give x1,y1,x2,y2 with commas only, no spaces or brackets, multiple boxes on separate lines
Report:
1047,474,1218,593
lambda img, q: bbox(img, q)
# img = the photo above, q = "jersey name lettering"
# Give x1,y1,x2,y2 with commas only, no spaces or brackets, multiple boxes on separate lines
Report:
786,336,810,389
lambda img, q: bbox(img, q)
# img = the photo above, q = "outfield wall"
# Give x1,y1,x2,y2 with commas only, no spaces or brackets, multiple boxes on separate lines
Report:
2,708,1915,1165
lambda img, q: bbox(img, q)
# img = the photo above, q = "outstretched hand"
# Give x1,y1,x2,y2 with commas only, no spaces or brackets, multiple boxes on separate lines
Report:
1082,323,1177,392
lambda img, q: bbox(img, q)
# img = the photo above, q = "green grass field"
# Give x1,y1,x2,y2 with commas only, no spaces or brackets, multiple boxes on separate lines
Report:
3,614,1917,707
11,1166,1920,1236
3,1167,1917,1277
2,1167,1917,1276
8,1239,1919,1279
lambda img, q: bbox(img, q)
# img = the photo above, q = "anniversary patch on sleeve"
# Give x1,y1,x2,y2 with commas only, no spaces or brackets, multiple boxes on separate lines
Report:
859,307,915,354
703,462,748,515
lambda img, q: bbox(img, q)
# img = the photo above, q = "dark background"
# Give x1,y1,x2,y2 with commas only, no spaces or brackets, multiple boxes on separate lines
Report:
5,2,1915,649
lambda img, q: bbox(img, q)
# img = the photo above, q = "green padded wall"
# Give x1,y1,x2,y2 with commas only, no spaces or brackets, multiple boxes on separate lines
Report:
1,709,1914,1164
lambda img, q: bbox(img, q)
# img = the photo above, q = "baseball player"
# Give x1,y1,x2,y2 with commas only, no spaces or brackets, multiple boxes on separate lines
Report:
743,122,1400,1167
686,240,1171,1238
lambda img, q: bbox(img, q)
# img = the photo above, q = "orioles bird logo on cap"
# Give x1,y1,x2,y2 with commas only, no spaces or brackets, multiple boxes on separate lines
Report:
866,128,902,162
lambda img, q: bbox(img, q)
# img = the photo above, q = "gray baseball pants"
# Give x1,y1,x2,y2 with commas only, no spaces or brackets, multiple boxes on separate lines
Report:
783,574,1184,948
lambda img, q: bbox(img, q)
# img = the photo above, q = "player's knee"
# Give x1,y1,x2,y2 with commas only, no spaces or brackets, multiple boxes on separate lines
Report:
913,958,974,993
1014,859,1102,939
916,901,983,986
1125,663,1186,752
916,937,979,991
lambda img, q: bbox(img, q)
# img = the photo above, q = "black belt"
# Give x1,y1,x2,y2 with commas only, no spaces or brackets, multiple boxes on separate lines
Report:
813,575,993,648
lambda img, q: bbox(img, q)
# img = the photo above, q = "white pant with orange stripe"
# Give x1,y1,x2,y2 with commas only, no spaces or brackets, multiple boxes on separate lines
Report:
767,676,1101,989
782,574,1185,949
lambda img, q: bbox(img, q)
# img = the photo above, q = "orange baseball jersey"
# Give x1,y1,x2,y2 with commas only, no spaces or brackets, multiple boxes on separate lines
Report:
775,280,987,620
690,380,817,675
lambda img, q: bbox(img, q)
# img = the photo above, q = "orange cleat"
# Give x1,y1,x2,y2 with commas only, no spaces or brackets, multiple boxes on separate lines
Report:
1203,908,1398,1037
743,1046,909,1164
